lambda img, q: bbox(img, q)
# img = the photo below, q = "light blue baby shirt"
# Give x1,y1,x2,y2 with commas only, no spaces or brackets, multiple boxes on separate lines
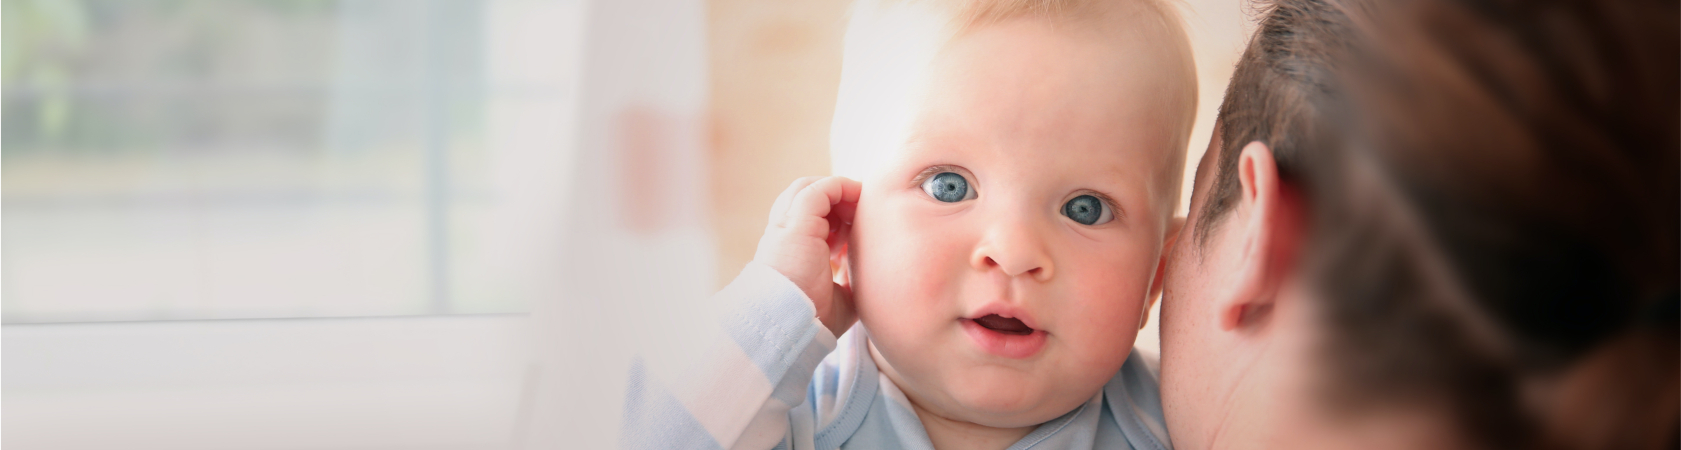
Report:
622,261,1173,450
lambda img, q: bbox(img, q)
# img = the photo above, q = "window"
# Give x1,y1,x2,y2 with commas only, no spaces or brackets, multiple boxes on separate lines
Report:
3,0,581,322
6,0,715,447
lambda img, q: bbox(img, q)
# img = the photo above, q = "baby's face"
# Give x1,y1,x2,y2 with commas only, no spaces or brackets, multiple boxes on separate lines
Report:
847,17,1189,428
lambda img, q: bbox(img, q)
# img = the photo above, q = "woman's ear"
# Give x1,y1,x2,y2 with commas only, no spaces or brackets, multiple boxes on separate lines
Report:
1216,141,1299,331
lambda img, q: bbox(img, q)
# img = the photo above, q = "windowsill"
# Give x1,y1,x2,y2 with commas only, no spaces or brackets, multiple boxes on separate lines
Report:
4,315,532,450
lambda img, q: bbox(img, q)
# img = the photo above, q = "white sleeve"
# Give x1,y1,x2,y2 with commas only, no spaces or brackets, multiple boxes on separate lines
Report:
621,261,838,450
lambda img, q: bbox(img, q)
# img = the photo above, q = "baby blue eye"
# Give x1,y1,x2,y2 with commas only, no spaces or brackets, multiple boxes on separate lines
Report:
921,172,974,203
1063,195,1113,225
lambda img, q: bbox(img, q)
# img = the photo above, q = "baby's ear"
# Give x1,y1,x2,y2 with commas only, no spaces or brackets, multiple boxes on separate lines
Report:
1147,217,1184,302
831,248,852,288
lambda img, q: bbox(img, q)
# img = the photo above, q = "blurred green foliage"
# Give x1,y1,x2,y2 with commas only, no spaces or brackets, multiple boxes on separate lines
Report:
4,0,89,141
2,0,345,154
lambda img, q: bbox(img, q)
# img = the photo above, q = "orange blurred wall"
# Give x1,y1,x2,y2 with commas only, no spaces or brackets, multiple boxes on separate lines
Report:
708,0,851,287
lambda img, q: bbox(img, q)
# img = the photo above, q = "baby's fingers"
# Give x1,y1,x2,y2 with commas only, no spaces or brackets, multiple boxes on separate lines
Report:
787,177,861,227
769,176,823,227
780,177,860,241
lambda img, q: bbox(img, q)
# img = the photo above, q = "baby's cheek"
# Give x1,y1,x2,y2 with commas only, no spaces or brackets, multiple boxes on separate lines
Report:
850,205,959,322
1062,258,1153,352
860,203,966,287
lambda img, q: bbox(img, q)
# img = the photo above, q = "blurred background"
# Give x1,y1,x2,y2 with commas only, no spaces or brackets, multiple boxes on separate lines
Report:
2,0,1250,448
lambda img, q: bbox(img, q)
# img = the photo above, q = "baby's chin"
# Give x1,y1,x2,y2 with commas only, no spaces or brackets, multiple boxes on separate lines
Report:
924,368,1095,428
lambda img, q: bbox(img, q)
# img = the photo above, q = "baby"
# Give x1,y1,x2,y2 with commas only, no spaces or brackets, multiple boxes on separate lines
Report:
624,0,1197,448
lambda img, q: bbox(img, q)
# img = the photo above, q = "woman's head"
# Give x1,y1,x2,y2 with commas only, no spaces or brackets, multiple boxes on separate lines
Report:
1159,0,1677,448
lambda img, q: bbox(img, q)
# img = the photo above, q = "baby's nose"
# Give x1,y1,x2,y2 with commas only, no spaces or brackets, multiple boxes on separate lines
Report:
970,222,1054,281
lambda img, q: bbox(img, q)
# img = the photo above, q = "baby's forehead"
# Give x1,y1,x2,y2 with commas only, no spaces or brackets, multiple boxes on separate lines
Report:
921,19,1193,129
831,0,1196,210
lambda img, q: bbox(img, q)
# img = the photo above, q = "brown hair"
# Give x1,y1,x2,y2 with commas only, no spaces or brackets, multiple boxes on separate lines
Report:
1198,0,1678,448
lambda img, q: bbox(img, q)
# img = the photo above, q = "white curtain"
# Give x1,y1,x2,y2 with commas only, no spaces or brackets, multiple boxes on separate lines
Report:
520,0,715,447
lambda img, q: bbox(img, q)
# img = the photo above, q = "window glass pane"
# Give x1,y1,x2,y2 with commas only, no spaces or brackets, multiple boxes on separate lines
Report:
3,0,578,322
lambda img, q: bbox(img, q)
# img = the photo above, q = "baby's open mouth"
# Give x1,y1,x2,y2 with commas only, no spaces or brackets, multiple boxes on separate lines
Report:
960,311,1048,358
973,314,1034,335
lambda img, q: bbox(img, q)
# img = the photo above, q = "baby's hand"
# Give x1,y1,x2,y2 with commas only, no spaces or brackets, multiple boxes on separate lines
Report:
754,176,861,338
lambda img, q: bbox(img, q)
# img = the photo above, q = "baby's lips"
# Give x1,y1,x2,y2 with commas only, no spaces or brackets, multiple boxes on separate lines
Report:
964,302,1043,331
960,318,1049,359
972,314,1033,335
